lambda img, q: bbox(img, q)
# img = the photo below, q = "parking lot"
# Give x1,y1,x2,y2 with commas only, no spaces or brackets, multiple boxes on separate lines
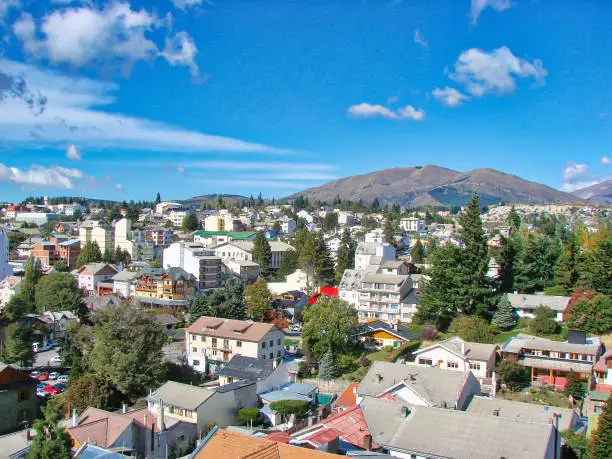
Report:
33,348,62,369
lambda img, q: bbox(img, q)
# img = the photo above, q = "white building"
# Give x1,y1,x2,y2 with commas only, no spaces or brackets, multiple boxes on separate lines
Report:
163,242,222,290
280,217,296,236
355,242,395,271
296,210,314,224
211,240,294,270
15,213,59,225
0,275,21,307
337,211,355,227
0,229,13,280
155,202,182,215
167,209,191,227
400,217,426,233
203,214,241,232
267,269,309,295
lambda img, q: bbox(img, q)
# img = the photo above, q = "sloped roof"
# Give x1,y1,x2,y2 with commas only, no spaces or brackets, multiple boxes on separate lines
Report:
506,293,570,312
67,407,132,448
147,381,215,411
217,355,276,381
359,320,419,342
414,336,497,362
335,383,358,409
186,316,279,342
502,333,600,355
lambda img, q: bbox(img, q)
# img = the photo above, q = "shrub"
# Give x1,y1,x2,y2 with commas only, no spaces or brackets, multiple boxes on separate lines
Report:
496,358,530,392
269,400,311,418
358,357,371,367
238,407,260,426
420,324,437,341
386,340,422,362
382,345,394,352
337,353,358,372
530,306,558,335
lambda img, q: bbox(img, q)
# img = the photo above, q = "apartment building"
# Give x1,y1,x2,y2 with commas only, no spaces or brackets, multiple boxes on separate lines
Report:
163,242,222,291
203,214,242,232
211,240,293,270
134,267,195,305
399,217,426,232
148,228,173,246
31,235,81,269
354,242,395,271
185,316,285,374
0,229,12,280
193,230,256,246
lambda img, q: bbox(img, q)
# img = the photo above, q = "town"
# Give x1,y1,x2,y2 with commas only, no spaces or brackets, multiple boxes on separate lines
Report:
0,193,610,458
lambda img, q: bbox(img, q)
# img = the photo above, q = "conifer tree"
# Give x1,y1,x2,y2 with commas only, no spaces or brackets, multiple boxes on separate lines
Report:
589,395,612,458
77,241,102,267
492,295,517,331
335,229,355,280
252,231,272,278
555,231,580,294
318,351,339,380
411,239,425,264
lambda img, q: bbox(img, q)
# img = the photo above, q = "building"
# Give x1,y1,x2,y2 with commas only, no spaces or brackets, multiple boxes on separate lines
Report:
361,397,559,459
163,242,222,291
506,293,570,322
148,228,173,247
193,230,256,246
354,242,395,271
217,355,291,394
413,337,498,382
41,310,78,340
74,263,119,296
155,201,182,215
211,240,293,270
399,217,426,233
185,316,285,374
267,269,309,295
203,214,242,232
501,333,602,390
0,365,38,435
5,205,29,219
134,267,195,306
337,211,355,227
259,382,317,425
91,225,114,252
222,259,259,285
15,213,59,225
0,276,21,307
358,320,419,350
357,361,481,411
111,270,141,297
31,236,81,269
0,230,13,280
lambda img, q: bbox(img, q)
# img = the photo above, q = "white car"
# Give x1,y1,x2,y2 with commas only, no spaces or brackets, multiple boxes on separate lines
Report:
48,372,60,380
50,355,62,363
57,375,69,383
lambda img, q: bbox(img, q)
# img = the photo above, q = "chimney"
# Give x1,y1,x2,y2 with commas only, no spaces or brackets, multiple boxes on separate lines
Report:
363,434,373,451
72,409,78,427
400,406,410,418
375,374,382,383
122,403,127,414
158,399,165,432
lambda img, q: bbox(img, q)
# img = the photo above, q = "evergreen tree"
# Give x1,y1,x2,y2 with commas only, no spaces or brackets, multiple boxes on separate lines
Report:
155,192,161,203
383,218,395,246
576,236,611,295
114,246,123,264
318,351,340,380
244,278,273,321
20,257,42,308
102,248,114,263
4,322,35,367
189,279,246,322
529,306,558,335
411,239,425,264
555,231,580,294
54,259,68,272
182,213,199,231
314,231,334,286
589,395,612,458
515,233,562,293
492,295,517,331
370,197,380,212
252,231,272,278
257,192,264,207
506,205,521,231
26,397,72,459
215,195,224,210
322,212,339,232
77,241,102,267
277,249,298,279
335,230,355,280
495,234,520,293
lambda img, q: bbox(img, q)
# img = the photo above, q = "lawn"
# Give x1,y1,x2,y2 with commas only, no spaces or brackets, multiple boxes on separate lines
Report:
364,349,393,362
498,389,573,408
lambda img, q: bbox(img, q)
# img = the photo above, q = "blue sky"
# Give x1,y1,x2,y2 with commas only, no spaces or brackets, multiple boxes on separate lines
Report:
1,0,611,202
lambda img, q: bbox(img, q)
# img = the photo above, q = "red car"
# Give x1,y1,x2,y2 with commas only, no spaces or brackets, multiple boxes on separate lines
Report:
37,372,49,381
43,385,62,395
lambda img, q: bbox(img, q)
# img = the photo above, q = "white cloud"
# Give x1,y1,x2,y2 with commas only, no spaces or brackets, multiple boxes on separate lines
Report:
450,47,547,97
414,29,427,48
0,59,287,154
0,0,20,19
66,144,82,160
432,87,470,107
561,180,599,193
12,2,198,76
470,0,512,25
347,102,425,121
0,163,85,189
176,167,186,176
172,0,205,10
115,183,125,192
563,162,589,182
602,156,611,165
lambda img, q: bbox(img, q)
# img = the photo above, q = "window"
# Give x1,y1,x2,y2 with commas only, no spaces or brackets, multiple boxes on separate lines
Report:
212,350,217,356
447,361,459,369
212,338,217,346
193,360,200,366
262,355,266,359
200,336,206,342
191,335,196,341
192,347,197,353
269,352,274,359
269,340,274,347
469,362,481,371
418,358,433,366
236,340,242,347
262,342,266,349
277,338,281,345
277,350,281,357
224,339,230,348
18,390,30,401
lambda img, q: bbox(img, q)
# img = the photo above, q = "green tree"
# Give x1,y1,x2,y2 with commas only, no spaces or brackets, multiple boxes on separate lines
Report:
318,351,340,380
589,395,612,458
335,229,355,281
53,259,69,272
277,249,298,279
555,231,581,294
102,248,114,263
383,218,395,246
26,397,72,459
269,400,311,419
492,295,517,331
506,205,521,231
313,232,334,286
448,316,496,344
322,212,339,232
529,306,558,335
244,278,273,321
155,192,161,203
252,231,272,278
576,236,611,295
59,322,93,379
514,233,562,293
181,213,199,232
302,296,358,360
35,272,84,314
565,372,585,400
3,322,35,367
20,256,42,308
496,358,530,391
272,221,281,233
237,407,260,428
562,430,589,459
189,279,246,322
77,241,102,267
89,302,167,400
257,192,264,207
65,374,114,413
564,292,612,335
411,240,425,264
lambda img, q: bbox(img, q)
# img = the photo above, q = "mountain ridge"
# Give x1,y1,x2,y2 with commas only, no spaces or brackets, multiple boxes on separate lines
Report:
571,180,612,205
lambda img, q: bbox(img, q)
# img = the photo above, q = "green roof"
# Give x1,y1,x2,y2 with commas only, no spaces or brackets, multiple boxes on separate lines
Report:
588,391,610,402
194,231,257,240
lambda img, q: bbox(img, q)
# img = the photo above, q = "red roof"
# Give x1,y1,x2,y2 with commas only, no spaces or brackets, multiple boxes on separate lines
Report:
308,287,339,305
266,431,293,443
334,383,358,409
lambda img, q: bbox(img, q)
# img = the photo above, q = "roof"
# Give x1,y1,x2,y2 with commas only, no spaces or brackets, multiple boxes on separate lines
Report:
361,397,555,459
193,428,336,458
358,361,472,408
0,429,32,457
362,273,409,285
594,350,612,373
502,334,600,355
414,336,497,362
381,260,404,269
214,240,294,253
467,396,579,432
335,383,358,409
359,320,419,342
186,316,279,343
260,383,315,403
67,407,133,448
217,355,277,381
151,313,179,326
74,442,128,459
148,381,215,410
519,357,594,373
111,270,142,282
135,266,192,282
78,263,118,276
356,242,379,255
58,239,80,246
0,275,22,287
339,269,368,290
194,230,257,240
506,293,570,312
82,294,121,311
308,286,338,305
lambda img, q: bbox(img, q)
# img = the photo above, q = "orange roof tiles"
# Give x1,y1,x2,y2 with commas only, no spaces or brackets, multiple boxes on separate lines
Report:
334,383,358,409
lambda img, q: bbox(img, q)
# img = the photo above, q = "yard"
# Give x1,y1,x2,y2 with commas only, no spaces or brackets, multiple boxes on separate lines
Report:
498,388,574,408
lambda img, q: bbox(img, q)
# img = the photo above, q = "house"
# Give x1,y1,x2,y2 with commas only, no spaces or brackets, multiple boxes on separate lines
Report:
399,217,426,233
66,405,196,458
358,319,419,350
361,397,559,459
586,350,612,415
222,259,260,285
333,383,358,413
74,263,119,296
5,205,29,219
31,237,81,269
267,270,309,295
271,290,308,322
0,428,33,458
211,240,294,270
507,293,570,322
501,333,602,390
163,242,222,291
151,313,179,335
185,316,285,374
202,214,242,232
0,276,22,308
259,383,317,426
134,267,195,307
337,211,355,227
357,361,481,411
111,269,141,297
296,210,315,224
354,242,395,271
190,428,337,458
308,286,338,305
290,404,380,454
0,365,38,435
193,230,256,246
15,213,59,225
41,310,78,340
73,443,130,459
217,355,291,394
147,380,257,434
413,336,498,381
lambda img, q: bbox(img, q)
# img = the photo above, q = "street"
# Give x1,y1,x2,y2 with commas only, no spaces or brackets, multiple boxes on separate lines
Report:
33,348,62,369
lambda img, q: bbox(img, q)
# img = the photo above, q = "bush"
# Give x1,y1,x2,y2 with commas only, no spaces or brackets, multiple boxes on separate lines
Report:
269,400,311,418
530,306,558,335
420,324,438,341
449,316,496,344
386,340,422,362
496,359,530,392
358,357,371,367
337,353,358,372
382,345,394,352
238,407,260,426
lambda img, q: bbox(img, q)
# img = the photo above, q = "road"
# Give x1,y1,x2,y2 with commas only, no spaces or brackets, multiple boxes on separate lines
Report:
33,348,62,369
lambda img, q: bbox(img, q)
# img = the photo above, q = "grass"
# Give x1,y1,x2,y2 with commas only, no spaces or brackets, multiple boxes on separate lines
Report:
499,389,573,408
340,348,394,382
364,349,394,362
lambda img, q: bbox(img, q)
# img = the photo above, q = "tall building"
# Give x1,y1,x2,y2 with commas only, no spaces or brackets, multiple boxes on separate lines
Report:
0,229,13,279
163,242,222,291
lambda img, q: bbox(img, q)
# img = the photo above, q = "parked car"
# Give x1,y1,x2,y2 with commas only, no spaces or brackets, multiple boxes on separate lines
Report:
31,341,54,353
57,375,70,384
36,389,49,398
48,372,60,380
54,383,67,392
29,371,40,378
43,385,62,395
37,372,49,381
36,383,47,391
50,355,62,363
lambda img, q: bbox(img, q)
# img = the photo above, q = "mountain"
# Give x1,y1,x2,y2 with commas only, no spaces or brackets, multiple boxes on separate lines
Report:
571,180,612,205
179,194,250,208
286,165,581,207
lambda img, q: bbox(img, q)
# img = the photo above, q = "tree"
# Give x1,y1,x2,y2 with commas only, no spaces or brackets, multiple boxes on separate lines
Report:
322,212,339,232
182,213,199,232
492,295,517,331
272,221,281,233
506,205,521,231
26,397,72,459
252,231,272,278
269,400,311,419
20,257,42,308
318,351,339,380
277,249,298,279
576,236,611,295
3,322,35,367
244,278,273,321
383,218,395,246
89,302,167,400
564,291,612,335
565,372,585,401
589,395,612,458
562,430,589,459
53,259,69,272
302,296,358,360
529,306,558,335
155,192,161,204
257,192,264,207
189,279,246,322
35,273,84,314
335,229,355,281
237,407,260,428
514,233,562,293
555,231,581,294
448,316,496,344
102,248,114,263
496,358,530,391
411,240,425,264
65,374,114,413
313,232,334,286
77,241,102,267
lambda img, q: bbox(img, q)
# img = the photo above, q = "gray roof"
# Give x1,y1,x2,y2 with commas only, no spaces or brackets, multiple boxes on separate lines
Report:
381,260,404,269
358,361,473,408
506,293,570,312
356,242,378,255
414,337,497,362
361,397,555,459
111,270,142,282
467,396,580,432
339,269,368,290
79,262,118,275
363,273,409,285
518,357,594,373
217,355,276,381
359,320,419,342
148,381,215,411
502,334,600,355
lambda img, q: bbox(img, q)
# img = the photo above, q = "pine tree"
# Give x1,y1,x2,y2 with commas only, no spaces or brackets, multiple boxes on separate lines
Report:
335,229,355,280
555,231,580,294
318,352,339,380
252,231,272,278
383,218,395,246
515,233,562,293
155,192,161,204
492,295,517,331
77,241,102,267
102,248,113,263
590,395,612,458
411,239,425,264
4,322,35,367
506,205,521,231
314,231,334,286
114,246,123,264
278,249,298,279
257,192,264,207
20,256,42,308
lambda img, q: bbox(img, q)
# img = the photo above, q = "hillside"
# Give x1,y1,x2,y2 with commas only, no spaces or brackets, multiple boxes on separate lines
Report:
571,180,612,205
286,165,581,207
179,194,250,208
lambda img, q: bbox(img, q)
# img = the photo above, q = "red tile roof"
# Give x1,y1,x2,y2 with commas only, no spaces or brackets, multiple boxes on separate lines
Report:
308,287,338,305
334,383,358,409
